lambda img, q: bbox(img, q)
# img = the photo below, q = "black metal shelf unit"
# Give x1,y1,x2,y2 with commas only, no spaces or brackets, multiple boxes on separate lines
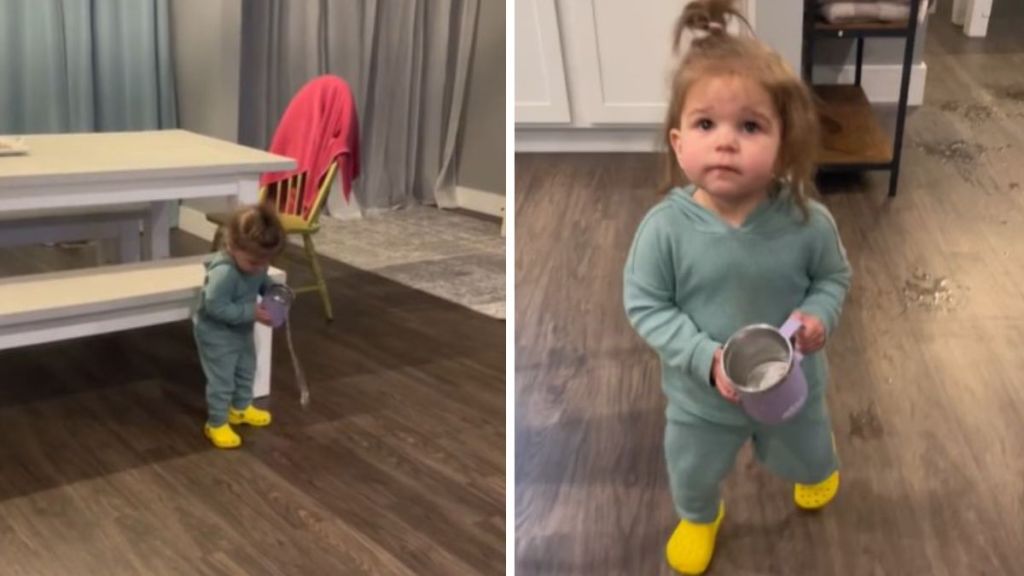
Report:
801,0,922,196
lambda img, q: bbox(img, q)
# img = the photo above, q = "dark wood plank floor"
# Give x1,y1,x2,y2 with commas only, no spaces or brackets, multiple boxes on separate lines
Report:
514,2,1024,574
0,228,505,575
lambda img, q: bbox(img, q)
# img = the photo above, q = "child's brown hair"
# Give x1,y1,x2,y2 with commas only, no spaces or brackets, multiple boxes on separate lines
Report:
224,203,287,259
662,0,820,220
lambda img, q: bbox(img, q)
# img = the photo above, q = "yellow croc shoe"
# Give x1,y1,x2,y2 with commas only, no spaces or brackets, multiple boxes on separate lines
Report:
795,470,840,510
204,422,241,449
666,501,725,575
228,405,272,427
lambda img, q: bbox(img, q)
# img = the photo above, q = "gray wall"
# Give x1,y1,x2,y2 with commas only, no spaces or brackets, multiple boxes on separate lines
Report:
756,0,805,75
169,0,242,215
456,0,505,195
170,0,503,200
169,0,242,144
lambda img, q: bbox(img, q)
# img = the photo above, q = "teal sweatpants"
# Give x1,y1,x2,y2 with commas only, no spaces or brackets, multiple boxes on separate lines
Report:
194,320,256,426
665,396,838,523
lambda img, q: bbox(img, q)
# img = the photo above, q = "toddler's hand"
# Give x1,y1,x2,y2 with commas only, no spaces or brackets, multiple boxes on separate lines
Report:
790,311,825,354
712,348,740,403
255,306,273,326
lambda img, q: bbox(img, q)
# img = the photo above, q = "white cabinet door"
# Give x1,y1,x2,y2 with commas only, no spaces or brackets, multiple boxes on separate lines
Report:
515,0,571,124
567,0,755,125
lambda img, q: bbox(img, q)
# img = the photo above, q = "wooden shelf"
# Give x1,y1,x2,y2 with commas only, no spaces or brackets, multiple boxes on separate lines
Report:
801,0,920,195
814,85,892,167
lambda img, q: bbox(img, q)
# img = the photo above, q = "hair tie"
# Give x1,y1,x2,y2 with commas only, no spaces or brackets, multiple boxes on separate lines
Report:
691,22,723,41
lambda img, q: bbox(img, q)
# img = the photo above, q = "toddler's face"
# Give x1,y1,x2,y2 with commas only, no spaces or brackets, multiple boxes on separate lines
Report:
231,248,271,275
670,75,782,201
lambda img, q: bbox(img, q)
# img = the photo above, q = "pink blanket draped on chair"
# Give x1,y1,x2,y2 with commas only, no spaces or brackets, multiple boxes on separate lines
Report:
259,75,361,218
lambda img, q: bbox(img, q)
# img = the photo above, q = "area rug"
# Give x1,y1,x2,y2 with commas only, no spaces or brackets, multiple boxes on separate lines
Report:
305,207,505,319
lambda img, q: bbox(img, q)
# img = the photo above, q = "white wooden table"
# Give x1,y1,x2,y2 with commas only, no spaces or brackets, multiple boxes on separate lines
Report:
0,130,295,259
0,130,296,398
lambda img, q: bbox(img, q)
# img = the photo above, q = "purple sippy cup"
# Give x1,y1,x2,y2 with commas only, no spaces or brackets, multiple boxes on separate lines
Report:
262,284,294,328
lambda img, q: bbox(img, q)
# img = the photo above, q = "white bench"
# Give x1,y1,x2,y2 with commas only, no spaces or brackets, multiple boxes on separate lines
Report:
0,255,284,397
0,205,150,264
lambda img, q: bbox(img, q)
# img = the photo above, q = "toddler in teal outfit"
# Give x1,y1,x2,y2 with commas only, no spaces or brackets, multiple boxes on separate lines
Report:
622,1,852,573
194,203,286,449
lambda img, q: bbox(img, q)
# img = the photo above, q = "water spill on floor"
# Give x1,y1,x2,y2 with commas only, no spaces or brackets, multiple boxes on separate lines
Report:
939,101,996,123
901,268,962,312
849,401,885,441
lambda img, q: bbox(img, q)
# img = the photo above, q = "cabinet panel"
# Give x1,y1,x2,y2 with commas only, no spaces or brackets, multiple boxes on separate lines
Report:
570,0,755,124
515,0,571,124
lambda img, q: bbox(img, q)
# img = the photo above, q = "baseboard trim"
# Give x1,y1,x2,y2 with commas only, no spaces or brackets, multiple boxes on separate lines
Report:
515,128,664,153
323,176,364,221
455,186,505,218
516,63,927,153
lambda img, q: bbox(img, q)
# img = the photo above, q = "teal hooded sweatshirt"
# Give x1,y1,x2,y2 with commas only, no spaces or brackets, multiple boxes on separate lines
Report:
623,185,852,425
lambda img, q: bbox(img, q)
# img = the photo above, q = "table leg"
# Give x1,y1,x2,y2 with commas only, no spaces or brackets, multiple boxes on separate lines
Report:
253,321,272,398
118,219,141,262
143,200,174,260
234,177,261,208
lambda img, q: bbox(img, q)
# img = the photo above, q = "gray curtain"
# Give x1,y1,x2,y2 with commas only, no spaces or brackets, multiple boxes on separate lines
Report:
0,0,178,134
238,0,479,211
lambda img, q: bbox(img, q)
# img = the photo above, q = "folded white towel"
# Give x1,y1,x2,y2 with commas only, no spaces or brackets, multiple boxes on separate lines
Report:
819,0,909,4
820,2,912,23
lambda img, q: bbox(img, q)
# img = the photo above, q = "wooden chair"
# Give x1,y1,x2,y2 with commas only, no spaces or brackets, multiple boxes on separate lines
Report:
208,161,340,321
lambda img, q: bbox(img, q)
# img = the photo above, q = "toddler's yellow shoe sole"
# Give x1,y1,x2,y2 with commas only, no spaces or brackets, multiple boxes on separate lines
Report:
666,501,725,575
228,405,272,427
795,470,840,510
204,422,241,449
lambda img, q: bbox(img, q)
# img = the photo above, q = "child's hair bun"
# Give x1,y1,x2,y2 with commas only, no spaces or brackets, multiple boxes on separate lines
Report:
683,0,733,33
673,0,748,51
256,200,279,226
